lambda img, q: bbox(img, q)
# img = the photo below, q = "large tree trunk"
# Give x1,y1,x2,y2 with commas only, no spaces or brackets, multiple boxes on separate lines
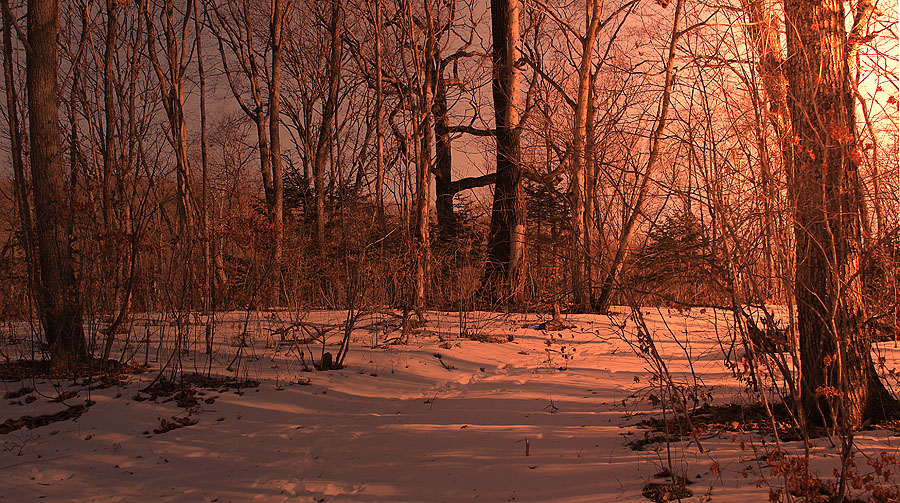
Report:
784,0,899,426
482,0,525,304
26,0,86,368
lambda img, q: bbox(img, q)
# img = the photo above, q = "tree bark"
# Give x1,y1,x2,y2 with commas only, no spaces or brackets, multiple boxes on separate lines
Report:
482,0,525,304
26,0,86,368
783,0,899,426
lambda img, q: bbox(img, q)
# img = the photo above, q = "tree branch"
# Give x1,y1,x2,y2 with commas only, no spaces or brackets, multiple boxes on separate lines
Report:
448,124,495,137
449,173,496,193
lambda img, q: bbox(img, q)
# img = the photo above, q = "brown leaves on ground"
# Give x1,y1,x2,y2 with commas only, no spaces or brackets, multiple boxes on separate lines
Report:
0,402,92,435
0,359,143,385
152,415,198,434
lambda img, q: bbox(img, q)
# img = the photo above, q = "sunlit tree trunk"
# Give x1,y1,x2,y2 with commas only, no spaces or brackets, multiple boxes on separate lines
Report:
783,0,899,426
413,0,437,309
568,0,601,311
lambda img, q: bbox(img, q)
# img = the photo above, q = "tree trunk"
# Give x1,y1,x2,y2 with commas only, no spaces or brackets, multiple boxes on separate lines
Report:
414,0,436,310
433,68,455,239
482,0,525,304
194,0,212,315
739,0,793,303
256,111,273,209
569,0,601,312
143,0,194,237
102,0,117,232
374,0,386,232
583,74,597,306
783,0,899,426
26,0,86,368
314,0,342,252
268,0,286,265
739,0,793,175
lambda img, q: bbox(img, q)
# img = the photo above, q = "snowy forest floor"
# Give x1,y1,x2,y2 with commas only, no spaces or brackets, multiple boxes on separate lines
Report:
1,309,898,502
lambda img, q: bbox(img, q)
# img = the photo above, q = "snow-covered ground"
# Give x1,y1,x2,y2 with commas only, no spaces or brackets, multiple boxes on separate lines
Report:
1,309,898,502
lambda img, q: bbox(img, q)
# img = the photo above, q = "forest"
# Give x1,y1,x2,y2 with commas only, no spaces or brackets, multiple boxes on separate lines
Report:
0,0,898,501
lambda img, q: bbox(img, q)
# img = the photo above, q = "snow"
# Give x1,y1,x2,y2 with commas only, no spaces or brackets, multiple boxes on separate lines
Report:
1,309,898,502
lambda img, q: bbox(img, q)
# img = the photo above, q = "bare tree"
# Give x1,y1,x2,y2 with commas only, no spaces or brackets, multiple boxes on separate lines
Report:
568,0,603,311
142,0,195,237
373,0,386,231
592,0,683,312
210,0,288,264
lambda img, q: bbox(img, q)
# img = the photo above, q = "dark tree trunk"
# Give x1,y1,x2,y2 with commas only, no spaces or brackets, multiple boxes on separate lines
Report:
26,0,86,368
433,69,455,239
373,0,386,232
102,0,117,231
482,0,525,304
784,0,899,426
